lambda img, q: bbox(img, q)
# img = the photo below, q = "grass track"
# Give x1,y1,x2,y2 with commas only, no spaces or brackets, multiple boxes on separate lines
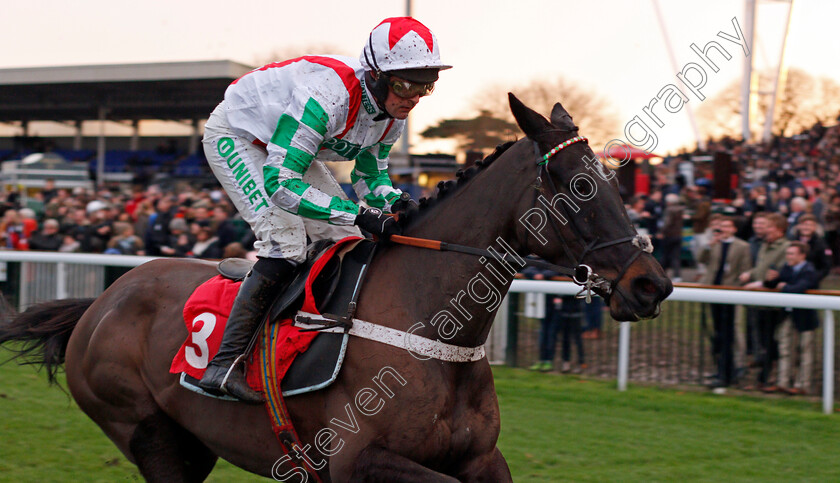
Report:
2,351,838,482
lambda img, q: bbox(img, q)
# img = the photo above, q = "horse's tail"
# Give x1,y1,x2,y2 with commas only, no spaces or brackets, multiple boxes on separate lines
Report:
0,298,95,384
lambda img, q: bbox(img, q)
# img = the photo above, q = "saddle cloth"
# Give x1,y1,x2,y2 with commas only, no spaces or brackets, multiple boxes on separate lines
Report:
169,236,369,396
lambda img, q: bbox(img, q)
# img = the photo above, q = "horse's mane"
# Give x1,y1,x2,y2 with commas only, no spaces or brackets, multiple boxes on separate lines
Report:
398,141,516,228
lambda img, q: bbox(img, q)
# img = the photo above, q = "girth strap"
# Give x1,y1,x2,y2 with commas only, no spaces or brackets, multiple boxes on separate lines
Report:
294,312,486,362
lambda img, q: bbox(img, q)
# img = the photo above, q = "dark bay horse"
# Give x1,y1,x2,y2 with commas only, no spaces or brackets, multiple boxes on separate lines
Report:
1,94,671,482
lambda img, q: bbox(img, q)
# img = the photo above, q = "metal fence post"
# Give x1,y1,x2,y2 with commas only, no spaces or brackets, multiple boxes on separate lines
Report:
618,321,630,391
823,310,834,415
505,293,519,367
56,262,67,300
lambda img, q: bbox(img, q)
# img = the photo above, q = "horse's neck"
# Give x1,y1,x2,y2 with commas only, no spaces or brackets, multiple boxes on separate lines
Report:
364,151,533,348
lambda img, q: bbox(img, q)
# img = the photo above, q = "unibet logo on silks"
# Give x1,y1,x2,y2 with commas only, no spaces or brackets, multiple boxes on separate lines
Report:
217,137,270,213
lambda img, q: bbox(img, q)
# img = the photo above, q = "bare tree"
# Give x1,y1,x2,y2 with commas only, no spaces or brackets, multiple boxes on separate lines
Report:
698,68,840,140
422,77,621,154
472,78,621,147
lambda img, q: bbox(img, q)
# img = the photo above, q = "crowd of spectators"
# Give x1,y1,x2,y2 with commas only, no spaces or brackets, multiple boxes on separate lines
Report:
0,181,256,261
621,116,840,395
517,115,840,387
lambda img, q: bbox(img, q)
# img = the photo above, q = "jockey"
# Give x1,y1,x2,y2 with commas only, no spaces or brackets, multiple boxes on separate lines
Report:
198,17,451,402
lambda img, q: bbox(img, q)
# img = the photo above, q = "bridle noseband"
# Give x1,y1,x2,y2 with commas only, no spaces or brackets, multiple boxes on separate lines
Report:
530,133,652,302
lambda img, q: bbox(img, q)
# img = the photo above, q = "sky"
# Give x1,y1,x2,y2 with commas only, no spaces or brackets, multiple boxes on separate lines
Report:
2,0,838,156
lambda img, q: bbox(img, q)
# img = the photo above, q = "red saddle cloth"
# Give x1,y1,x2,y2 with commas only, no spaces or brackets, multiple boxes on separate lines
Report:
169,236,362,391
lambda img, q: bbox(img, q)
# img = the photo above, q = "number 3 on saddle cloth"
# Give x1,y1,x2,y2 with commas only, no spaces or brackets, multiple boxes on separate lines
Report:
170,235,373,475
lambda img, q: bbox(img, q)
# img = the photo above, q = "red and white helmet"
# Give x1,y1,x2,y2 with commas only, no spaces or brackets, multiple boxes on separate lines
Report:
361,17,452,81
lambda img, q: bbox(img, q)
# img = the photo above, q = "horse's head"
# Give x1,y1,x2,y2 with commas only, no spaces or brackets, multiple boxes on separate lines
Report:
508,93,672,321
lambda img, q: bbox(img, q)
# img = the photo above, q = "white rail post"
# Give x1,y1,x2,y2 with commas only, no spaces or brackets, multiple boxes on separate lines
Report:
56,262,68,300
617,321,631,391
823,310,834,415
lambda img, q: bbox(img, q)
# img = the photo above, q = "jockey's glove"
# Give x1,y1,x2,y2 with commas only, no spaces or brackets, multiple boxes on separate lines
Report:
355,207,402,240
390,192,418,214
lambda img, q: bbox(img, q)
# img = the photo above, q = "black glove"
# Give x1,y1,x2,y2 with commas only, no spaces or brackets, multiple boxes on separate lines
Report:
354,207,402,240
390,192,418,214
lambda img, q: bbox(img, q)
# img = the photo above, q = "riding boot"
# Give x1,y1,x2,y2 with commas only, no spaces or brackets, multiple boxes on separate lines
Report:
197,259,296,403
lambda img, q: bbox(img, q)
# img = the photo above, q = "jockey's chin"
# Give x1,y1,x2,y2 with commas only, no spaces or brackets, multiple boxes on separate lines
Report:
385,95,419,120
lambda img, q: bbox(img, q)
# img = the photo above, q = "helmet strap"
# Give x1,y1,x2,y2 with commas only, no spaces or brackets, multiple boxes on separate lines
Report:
365,70,392,120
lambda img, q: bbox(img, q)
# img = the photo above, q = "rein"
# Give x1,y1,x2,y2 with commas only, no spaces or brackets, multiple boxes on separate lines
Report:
389,134,653,303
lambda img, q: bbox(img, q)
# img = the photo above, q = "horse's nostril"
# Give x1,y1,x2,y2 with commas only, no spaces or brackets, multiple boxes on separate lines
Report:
639,278,659,295
631,275,672,301
633,276,659,296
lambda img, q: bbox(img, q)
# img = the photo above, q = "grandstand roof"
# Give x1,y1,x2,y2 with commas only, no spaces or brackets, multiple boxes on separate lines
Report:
0,60,254,123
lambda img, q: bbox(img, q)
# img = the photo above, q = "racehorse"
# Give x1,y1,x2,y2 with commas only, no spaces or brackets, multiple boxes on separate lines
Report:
1,94,671,482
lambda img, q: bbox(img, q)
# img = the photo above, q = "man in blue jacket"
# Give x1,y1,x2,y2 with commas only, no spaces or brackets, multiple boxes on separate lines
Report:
763,241,820,394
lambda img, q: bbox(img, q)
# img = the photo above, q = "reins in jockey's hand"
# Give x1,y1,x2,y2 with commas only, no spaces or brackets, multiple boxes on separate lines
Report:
355,207,402,240
390,191,418,214
388,135,653,303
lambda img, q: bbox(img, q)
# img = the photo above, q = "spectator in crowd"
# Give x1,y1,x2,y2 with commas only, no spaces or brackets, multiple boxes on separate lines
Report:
41,178,58,204
775,186,793,215
555,295,586,373
786,197,808,238
698,216,752,388
744,211,768,357
18,208,39,239
790,214,831,283
212,205,239,250
29,218,63,251
762,242,820,395
84,200,113,253
695,213,724,279
106,221,145,255
659,193,684,282
222,241,249,259
58,233,81,252
523,263,588,373
687,185,712,263
145,197,176,256
581,296,604,340
741,213,791,389
190,221,223,259
0,209,27,250
747,212,768,263
626,196,648,233
524,266,558,372
132,198,156,243
63,207,90,250
162,217,192,257
823,194,840,268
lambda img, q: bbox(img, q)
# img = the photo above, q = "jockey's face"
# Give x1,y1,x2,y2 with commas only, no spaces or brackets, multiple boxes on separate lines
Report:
384,76,421,120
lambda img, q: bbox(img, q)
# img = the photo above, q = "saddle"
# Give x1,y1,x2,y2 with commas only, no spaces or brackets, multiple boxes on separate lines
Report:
175,237,376,398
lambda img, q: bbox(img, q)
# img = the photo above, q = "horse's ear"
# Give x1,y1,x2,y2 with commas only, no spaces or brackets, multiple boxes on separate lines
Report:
550,102,578,131
509,92,552,139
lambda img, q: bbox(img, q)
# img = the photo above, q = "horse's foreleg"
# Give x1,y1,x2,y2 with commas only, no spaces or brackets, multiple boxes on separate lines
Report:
342,445,459,483
458,447,513,483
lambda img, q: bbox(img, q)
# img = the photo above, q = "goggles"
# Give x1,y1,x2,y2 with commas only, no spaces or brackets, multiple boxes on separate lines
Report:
387,76,435,99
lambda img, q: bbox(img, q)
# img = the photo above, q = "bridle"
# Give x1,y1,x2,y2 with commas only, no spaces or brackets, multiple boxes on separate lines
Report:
388,131,653,303
528,131,652,302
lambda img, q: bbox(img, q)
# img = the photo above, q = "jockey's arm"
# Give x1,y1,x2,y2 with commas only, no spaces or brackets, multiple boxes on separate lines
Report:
262,96,360,226
350,144,403,213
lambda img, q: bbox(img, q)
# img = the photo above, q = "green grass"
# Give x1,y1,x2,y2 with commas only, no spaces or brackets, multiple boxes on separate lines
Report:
494,369,840,482
2,351,839,482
